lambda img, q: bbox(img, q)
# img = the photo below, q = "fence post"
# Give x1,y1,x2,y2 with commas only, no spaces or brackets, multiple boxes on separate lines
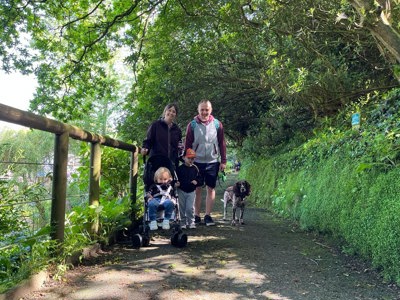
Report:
89,142,101,235
129,147,139,222
50,131,69,244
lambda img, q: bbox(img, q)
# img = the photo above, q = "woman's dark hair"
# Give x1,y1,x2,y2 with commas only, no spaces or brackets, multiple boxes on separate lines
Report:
162,103,178,117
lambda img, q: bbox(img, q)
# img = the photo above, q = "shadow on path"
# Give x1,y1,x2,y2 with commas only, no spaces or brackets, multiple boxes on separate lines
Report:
21,175,400,300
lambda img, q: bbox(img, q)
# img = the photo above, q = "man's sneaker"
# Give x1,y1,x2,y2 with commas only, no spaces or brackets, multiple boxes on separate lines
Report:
149,220,158,231
162,219,170,230
194,215,201,224
204,215,215,226
189,223,196,229
180,224,187,229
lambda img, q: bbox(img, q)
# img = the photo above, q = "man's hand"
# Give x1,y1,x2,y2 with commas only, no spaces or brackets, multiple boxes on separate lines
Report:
219,163,226,171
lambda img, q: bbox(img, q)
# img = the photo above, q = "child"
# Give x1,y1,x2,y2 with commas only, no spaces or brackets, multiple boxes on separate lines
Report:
146,167,176,230
176,148,200,229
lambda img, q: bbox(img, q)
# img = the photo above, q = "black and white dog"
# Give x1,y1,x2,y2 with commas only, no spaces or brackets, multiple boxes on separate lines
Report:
222,180,251,225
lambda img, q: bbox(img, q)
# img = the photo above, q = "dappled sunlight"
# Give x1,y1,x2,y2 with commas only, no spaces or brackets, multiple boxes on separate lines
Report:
35,231,265,299
184,234,225,242
22,172,392,300
215,261,268,286
261,291,293,300
82,233,289,300
16,183,399,300
47,205,316,300
158,289,252,299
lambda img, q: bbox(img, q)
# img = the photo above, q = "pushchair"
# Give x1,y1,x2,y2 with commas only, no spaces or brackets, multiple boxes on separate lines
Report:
132,155,188,248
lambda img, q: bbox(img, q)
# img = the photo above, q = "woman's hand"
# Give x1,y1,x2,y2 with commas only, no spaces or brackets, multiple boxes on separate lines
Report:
141,148,149,155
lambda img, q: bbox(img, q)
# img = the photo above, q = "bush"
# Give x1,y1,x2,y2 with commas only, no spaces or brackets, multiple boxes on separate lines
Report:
239,90,400,283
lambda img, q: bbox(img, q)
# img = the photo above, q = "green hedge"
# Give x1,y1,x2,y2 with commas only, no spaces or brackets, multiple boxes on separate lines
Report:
240,90,400,283
243,152,400,283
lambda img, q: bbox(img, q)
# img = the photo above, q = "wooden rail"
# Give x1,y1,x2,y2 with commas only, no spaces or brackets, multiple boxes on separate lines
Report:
0,103,138,245
0,103,135,151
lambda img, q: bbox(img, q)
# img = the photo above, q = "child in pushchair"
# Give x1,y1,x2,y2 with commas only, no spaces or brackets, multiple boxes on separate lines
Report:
146,166,175,230
132,155,187,248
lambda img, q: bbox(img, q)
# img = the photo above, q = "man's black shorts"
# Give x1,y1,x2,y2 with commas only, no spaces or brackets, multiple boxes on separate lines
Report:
194,162,220,189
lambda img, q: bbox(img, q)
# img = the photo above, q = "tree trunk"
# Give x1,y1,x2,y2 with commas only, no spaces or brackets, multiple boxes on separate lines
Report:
349,0,400,64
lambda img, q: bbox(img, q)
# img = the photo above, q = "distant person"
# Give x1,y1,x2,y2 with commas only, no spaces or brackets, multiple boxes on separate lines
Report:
235,160,241,172
141,103,182,168
146,167,175,230
185,100,227,226
176,148,200,229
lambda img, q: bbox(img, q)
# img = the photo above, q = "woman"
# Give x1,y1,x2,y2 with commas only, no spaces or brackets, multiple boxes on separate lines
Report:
141,103,182,168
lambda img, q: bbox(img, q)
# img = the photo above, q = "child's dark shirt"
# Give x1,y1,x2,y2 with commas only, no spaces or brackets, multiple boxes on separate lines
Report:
176,164,199,193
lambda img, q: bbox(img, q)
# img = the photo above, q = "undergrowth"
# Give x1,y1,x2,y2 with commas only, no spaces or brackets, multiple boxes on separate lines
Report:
240,89,400,283
0,146,143,293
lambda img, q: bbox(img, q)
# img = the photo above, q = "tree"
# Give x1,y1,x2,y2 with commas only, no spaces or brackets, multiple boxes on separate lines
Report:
120,0,397,144
0,0,399,147
348,0,400,66
0,0,165,121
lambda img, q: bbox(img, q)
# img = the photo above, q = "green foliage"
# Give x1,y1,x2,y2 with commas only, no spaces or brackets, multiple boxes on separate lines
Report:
0,130,55,292
0,171,53,292
0,131,141,291
63,196,132,252
367,171,400,282
240,159,276,208
0,201,53,294
0,180,138,292
100,147,132,198
2,0,400,288
0,129,54,181
70,142,132,200
0,181,27,235
3,0,398,148
240,88,400,283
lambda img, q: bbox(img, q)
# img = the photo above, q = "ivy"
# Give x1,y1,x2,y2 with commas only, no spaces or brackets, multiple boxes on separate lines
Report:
240,88,400,283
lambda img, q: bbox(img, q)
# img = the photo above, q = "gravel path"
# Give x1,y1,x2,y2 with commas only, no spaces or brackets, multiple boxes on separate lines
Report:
18,176,400,300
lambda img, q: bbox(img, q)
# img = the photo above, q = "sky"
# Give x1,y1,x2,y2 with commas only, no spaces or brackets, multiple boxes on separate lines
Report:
0,71,38,130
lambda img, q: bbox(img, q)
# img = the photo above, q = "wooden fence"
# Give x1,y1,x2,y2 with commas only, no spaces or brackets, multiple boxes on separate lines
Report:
0,103,138,244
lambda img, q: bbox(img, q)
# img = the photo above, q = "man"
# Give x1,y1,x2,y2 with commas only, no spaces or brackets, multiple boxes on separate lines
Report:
185,100,227,226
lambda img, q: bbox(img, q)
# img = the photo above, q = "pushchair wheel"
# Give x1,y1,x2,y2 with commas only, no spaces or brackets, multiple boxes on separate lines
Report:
177,232,188,248
132,233,143,248
132,232,151,248
142,235,150,247
171,232,178,246
171,232,188,248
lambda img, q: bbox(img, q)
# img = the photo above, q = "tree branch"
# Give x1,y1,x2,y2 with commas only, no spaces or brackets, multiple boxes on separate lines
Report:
60,0,106,37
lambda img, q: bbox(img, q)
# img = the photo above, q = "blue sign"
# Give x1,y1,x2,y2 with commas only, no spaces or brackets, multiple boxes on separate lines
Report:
351,113,360,126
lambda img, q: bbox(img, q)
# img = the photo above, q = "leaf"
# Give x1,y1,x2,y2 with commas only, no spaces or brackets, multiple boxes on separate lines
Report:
356,163,373,172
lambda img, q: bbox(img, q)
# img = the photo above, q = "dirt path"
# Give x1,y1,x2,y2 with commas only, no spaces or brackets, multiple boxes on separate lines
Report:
21,178,400,300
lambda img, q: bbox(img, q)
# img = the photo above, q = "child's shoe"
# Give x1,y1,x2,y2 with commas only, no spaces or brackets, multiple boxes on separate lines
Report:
149,220,158,231
162,219,170,230
194,215,201,224
189,223,196,229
